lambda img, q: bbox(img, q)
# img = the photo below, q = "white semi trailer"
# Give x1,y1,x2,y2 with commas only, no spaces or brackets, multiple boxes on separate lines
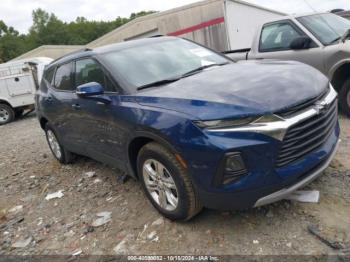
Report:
0,57,53,125
87,0,286,52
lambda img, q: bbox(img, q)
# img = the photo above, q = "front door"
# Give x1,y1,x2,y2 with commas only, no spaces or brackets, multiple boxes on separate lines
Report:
72,58,127,167
252,20,325,74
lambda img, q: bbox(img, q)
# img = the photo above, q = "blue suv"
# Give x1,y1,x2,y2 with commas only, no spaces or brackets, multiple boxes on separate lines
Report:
36,37,340,220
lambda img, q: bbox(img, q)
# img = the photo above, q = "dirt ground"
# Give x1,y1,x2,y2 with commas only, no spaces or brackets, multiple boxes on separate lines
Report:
0,113,350,256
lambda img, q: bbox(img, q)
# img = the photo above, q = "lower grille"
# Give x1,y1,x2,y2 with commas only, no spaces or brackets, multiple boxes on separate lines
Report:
276,99,337,168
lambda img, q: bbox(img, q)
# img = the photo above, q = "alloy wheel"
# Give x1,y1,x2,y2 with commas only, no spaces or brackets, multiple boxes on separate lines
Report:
47,130,62,159
142,159,179,211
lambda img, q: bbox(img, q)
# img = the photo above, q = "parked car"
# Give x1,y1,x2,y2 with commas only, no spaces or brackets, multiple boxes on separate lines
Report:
0,57,53,125
226,12,350,116
36,37,339,220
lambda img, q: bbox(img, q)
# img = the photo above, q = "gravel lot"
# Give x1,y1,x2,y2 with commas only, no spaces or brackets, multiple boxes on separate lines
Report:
0,113,350,256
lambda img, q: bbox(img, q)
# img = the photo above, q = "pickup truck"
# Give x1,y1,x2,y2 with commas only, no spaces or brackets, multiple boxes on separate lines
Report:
226,12,350,116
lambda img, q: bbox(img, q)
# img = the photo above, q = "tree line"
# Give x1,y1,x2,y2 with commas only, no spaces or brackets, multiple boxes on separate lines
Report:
0,9,156,63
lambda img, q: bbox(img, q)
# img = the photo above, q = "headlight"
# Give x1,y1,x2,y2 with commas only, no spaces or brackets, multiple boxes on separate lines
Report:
193,117,257,129
194,115,283,130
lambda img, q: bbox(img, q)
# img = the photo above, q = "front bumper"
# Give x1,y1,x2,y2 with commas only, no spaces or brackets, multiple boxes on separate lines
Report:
186,85,339,210
254,139,339,207
195,136,339,210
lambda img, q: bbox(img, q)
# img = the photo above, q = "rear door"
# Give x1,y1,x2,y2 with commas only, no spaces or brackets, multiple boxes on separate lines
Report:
43,62,82,152
252,20,325,73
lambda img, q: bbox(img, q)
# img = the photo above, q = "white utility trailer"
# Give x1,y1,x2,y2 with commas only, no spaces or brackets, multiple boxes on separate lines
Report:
0,57,53,125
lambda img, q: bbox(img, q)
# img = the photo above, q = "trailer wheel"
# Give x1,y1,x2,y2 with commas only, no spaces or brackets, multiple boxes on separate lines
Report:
0,103,15,125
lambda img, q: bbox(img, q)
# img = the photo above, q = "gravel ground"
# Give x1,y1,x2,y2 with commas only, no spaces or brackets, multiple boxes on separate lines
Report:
0,113,350,256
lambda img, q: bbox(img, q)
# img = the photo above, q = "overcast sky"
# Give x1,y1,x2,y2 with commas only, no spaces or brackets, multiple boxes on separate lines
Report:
1,0,350,33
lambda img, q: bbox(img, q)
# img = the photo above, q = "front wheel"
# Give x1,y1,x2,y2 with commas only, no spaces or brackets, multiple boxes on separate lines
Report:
339,79,350,117
0,104,15,125
137,142,202,221
45,123,74,164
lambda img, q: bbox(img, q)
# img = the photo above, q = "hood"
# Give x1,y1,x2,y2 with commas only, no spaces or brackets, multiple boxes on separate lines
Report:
132,60,329,120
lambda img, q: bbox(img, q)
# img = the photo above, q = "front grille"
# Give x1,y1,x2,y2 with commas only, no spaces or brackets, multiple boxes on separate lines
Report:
278,89,328,118
276,99,337,168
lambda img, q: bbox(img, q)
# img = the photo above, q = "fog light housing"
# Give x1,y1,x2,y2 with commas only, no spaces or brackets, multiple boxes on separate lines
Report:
214,153,248,186
225,153,245,173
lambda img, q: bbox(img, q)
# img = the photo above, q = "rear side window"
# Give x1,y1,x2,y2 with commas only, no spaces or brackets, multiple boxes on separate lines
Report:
75,58,115,92
259,22,303,52
54,63,74,91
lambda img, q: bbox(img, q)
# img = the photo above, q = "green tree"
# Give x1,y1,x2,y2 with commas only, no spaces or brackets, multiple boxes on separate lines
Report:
0,9,157,62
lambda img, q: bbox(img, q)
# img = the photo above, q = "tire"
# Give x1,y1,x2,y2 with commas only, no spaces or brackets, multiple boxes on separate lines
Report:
0,103,15,125
339,79,350,117
45,123,75,164
137,142,202,221
15,108,24,118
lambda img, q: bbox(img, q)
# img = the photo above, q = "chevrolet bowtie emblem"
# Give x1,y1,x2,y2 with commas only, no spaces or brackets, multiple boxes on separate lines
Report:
314,101,328,115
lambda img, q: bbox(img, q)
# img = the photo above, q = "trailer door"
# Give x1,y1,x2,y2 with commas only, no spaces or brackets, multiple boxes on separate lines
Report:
5,74,34,97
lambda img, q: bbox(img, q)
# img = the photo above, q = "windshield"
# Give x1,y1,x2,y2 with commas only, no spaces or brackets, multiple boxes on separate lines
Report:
297,13,350,45
101,38,230,92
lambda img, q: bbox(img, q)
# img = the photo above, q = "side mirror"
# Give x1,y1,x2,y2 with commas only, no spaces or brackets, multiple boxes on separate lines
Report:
76,82,104,97
290,36,312,50
341,29,350,43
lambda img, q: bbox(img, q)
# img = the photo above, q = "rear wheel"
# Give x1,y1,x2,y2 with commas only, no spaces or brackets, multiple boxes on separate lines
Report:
137,142,202,221
339,79,350,117
0,104,15,125
45,123,74,164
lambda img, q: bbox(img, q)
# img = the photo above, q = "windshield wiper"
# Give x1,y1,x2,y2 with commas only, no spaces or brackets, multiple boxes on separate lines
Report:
136,63,229,91
137,78,180,91
340,29,350,43
181,63,229,78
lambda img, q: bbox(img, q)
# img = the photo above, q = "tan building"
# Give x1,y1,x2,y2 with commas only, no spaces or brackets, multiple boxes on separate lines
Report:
11,0,283,60
11,45,84,61
87,0,284,52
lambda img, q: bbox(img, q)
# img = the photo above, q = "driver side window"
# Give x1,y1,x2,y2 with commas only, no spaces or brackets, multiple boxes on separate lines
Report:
75,58,116,92
260,22,303,52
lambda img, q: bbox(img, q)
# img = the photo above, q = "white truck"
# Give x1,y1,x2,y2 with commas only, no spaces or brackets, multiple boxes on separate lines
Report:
226,12,350,116
0,57,53,125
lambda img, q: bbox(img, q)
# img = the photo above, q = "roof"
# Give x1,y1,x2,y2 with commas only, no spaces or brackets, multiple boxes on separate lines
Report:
0,57,53,68
48,37,176,68
262,12,343,24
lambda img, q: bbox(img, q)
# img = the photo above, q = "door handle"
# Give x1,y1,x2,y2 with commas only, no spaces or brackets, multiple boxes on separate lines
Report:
72,104,81,110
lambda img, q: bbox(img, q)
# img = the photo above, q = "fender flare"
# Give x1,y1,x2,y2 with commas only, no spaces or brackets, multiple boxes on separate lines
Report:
0,97,13,108
328,59,350,81
126,130,182,178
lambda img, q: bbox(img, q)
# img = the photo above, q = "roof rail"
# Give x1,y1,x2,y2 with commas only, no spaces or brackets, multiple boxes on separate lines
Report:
50,47,92,64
